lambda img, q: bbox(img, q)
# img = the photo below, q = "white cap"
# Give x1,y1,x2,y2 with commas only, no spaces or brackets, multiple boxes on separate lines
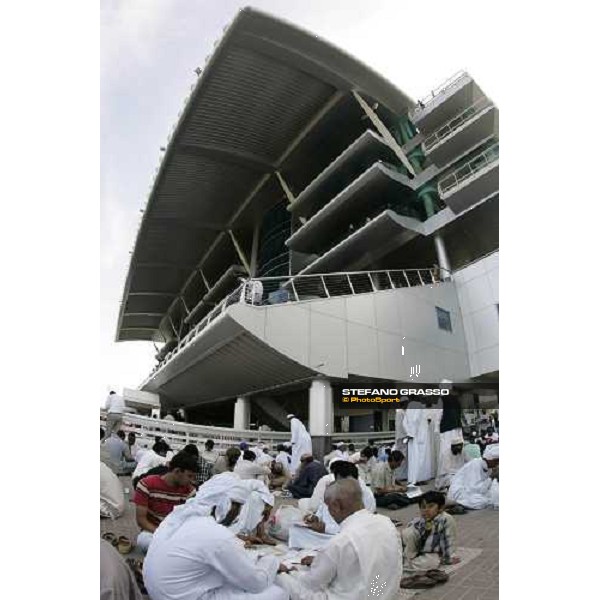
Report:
483,444,499,460
286,414,295,419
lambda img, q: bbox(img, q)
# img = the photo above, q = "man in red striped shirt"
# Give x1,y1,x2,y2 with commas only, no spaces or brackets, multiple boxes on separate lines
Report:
134,452,198,551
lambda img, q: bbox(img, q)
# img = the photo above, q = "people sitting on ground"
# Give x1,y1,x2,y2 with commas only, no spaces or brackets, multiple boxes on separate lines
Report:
377,445,393,462
234,450,271,483
435,437,467,490
285,454,327,499
298,459,375,514
290,461,376,550
274,443,292,476
371,450,413,509
101,429,137,475
127,431,143,461
463,434,482,460
142,475,288,600
229,479,279,547
484,426,499,444
350,446,377,485
323,444,341,468
269,461,291,490
401,490,459,574
182,443,213,487
277,479,401,600
100,461,125,519
213,446,241,475
251,444,274,467
447,444,499,510
101,539,144,600
201,439,219,465
133,451,198,552
132,439,171,489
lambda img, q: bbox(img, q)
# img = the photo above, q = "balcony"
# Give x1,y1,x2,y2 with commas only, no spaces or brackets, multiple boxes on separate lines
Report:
438,143,499,214
411,71,484,135
423,98,497,166
288,130,399,220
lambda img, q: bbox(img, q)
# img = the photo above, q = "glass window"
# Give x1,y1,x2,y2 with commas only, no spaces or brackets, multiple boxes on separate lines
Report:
436,307,452,332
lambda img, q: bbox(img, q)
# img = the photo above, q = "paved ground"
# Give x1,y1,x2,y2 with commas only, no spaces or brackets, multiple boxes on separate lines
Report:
101,476,498,600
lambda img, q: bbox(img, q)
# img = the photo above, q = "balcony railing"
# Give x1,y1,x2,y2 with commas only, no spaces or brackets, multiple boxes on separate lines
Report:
423,97,492,151
414,71,469,112
147,267,450,378
438,143,499,197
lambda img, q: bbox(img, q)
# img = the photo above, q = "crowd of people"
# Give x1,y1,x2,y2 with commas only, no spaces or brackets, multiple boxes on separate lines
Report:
100,399,499,600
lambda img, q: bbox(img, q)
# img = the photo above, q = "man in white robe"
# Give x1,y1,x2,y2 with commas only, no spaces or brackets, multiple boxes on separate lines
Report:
403,400,434,484
393,401,409,480
435,438,467,490
101,462,125,519
289,462,376,551
143,476,288,600
277,479,400,600
447,444,499,510
287,415,313,474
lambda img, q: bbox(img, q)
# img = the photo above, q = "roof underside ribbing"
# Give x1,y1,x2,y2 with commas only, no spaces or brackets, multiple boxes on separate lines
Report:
116,6,414,342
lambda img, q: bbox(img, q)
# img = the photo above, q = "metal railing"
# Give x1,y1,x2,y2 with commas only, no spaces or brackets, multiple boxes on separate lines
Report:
414,71,469,111
438,143,499,196
100,411,395,455
147,267,449,378
423,97,492,151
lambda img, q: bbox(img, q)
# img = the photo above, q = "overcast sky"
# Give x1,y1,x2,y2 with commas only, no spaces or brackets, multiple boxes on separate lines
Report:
100,0,502,400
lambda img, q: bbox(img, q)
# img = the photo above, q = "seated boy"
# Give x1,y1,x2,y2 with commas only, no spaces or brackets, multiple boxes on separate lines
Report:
401,490,460,571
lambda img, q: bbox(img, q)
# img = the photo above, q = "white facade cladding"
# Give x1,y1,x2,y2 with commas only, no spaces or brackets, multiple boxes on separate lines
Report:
229,282,470,382
453,251,499,377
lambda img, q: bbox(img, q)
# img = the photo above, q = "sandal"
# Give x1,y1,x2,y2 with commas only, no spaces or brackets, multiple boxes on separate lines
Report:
117,535,133,554
102,532,118,546
400,574,437,589
426,569,449,583
446,504,467,515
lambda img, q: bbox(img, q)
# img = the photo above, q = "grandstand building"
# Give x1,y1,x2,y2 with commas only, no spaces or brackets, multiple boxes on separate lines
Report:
115,8,499,454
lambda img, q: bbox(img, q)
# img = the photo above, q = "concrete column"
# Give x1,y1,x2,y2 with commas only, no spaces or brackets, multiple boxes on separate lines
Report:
309,378,334,460
433,234,452,280
233,396,250,430
250,221,261,277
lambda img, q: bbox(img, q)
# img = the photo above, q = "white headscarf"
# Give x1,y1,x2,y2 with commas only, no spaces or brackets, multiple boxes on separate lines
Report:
229,479,274,535
483,444,499,460
157,473,250,540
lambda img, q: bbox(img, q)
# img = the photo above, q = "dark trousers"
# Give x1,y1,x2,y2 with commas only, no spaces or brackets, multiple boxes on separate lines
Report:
375,492,412,508
287,482,314,499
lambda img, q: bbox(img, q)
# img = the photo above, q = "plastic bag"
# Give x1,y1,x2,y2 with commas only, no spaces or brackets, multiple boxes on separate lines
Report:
267,505,303,541
489,479,499,509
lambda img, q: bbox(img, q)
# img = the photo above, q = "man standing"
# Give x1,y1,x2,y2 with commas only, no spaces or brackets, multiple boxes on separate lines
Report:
404,399,434,484
287,414,312,474
133,451,198,551
394,398,409,480
277,479,401,600
105,390,125,438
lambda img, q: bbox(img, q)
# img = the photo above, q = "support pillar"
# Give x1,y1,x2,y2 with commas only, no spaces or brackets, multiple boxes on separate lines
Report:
309,378,334,460
250,221,261,277
433,234,452,280
233,396,250,430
